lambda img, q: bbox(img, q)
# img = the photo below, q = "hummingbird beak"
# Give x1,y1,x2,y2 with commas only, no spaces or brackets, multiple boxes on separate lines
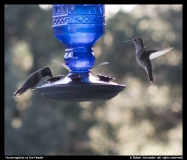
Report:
120,40,132,43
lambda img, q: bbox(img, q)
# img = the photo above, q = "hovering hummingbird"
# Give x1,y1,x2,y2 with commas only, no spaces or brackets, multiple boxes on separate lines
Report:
13,66,53,97
121,37,173,82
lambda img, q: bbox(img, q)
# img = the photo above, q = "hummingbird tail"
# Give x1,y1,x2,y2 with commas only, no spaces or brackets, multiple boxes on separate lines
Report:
149,76,153,83
13,87,27,97
144,63,153,83
13,89,21,97
147,69,153,83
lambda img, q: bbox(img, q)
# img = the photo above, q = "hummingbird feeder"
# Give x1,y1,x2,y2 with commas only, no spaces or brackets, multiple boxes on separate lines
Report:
36,4,125,101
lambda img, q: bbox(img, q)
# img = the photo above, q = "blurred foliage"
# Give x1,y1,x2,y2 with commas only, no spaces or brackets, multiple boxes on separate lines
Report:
5,5,182,155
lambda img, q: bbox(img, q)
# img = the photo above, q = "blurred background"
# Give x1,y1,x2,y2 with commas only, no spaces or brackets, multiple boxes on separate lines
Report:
5,4,182,155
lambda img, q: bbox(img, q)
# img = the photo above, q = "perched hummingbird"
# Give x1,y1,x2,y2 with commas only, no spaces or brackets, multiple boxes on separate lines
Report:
121,37,173,82
13,66,53,97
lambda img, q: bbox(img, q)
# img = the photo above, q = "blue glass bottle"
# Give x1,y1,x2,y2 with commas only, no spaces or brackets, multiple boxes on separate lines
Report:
52,4,105,73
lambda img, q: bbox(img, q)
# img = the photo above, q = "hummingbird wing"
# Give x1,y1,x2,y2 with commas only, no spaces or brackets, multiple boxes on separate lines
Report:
90,62,110,69
53,60,70,71
148,47,174,60
13,71,41,97
13,80,32,97
144,45,151,50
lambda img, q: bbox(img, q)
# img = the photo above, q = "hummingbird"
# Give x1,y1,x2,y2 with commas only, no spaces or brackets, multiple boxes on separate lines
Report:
13,66,53,97
121,37,173,82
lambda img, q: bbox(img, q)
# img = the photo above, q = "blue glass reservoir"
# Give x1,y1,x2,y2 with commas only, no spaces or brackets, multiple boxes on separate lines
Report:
53,4,105,73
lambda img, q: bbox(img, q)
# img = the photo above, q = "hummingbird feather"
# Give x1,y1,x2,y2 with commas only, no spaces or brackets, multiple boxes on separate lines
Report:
53,60,70,71
91,62,110,69
149,47,174,60
143,60,153,82
13,66,52,97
